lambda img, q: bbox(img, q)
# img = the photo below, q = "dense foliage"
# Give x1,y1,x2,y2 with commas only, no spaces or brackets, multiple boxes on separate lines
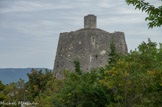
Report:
102,39,162,106
26,68,53,101
0,39,161,107
0,81,6,101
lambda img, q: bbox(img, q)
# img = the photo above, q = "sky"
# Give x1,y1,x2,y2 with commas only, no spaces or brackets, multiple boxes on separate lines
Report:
0,0,161,69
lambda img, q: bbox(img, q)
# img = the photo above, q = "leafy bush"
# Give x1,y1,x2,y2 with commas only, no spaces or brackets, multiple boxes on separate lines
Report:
2,39,161,107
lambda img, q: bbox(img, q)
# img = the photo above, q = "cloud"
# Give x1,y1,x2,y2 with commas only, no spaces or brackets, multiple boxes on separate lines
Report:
99,16,144,25
145,0,162,7
0,0,73,14
14,20,60,37
0,0,161,68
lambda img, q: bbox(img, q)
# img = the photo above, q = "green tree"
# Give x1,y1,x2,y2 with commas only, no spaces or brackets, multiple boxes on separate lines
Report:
54,69,114,107
0,80,6,101
102,39,162,106
74,58,82,75
108,41,120,65
3,78,26,103
26,69,53,101
125,0,162,28
34,77,64,106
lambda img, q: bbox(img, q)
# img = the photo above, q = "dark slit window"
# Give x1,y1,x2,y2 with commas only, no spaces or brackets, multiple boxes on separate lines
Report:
95,55,98,59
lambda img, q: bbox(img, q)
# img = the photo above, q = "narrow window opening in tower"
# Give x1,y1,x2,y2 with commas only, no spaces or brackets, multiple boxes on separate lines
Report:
93,37,95,42
95,55,98,59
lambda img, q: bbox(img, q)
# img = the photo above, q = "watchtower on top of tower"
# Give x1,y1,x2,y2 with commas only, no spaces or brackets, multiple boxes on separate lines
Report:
84,14,96,28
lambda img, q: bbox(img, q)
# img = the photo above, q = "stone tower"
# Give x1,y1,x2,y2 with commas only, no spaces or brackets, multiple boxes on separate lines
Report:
53,14,127,78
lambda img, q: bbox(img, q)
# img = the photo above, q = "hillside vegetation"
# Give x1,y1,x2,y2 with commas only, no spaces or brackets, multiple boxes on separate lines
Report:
0,39,162,107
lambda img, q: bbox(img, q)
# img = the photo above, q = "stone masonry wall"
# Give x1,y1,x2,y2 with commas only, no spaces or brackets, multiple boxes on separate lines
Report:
54,27,127,78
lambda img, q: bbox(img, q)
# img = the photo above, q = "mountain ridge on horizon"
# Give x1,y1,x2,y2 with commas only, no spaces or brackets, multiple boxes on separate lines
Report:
0,68,52,84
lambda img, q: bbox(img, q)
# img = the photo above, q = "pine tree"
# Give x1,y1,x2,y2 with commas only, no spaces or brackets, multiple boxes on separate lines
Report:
108,41,119,65
74,58,82,75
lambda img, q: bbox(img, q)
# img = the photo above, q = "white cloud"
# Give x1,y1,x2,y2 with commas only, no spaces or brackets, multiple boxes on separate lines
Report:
0,0,161,68
145,0,162,7
99,16,144,25
0,1,73,14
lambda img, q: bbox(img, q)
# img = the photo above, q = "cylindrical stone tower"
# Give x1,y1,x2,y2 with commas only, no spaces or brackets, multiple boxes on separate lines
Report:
53,14,128,78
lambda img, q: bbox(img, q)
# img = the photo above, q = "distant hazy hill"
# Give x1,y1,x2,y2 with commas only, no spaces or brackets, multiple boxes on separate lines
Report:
0,68,51,84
